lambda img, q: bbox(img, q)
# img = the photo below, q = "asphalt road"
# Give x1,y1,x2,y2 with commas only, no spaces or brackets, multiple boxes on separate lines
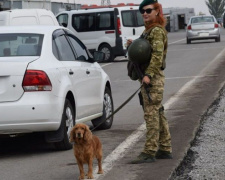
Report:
1,28,225,180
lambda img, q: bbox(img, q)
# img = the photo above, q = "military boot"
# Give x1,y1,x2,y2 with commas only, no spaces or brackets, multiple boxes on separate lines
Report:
131,152,156,164
155,150,173,159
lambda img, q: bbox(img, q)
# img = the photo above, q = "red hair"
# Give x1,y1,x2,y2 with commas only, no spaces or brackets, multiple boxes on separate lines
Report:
146,3,167,29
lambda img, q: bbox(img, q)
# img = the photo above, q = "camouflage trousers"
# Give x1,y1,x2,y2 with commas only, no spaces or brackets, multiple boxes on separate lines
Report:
141,86,172,156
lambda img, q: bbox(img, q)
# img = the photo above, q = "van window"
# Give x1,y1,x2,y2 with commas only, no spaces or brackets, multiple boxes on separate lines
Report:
121,11,134,26
72,13,95,32
96,12,114,30
121,10,144,27
57,14,69,27
136,11,144,26
72,11,114,32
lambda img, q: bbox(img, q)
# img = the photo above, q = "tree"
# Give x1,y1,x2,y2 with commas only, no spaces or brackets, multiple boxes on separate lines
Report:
205,0,225,18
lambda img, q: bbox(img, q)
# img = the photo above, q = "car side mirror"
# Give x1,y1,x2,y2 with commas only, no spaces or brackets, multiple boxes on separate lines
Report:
93,51,105,62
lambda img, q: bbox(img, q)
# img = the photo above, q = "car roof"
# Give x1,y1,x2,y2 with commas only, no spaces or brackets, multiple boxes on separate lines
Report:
0,25,63,34
191,15,215,18
0,8,52,14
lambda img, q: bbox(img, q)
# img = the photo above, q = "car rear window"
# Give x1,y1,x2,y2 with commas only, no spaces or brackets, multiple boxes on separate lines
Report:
191,16,214,24
0,33,43,57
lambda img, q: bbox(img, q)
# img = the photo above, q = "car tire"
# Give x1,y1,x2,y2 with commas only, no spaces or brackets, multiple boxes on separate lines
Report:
187,38,191,44
92,87,114,130
54,99,75,150
99,44,114,62
216,36,221,42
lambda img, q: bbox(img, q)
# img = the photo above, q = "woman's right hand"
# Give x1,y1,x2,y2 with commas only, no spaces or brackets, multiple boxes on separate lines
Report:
127,39,133,47
142,76,151,85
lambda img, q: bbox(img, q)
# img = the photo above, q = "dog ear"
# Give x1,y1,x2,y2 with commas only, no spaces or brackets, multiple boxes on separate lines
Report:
69,128,76,142
84,125,92,142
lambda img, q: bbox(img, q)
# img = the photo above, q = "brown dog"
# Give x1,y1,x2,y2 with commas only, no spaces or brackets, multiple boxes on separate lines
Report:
70,123,103,179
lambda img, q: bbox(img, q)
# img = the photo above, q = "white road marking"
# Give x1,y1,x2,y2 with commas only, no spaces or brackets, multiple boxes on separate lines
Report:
94,46,225,179
165,75,217,80
101,63,113,67
168,46,224,52
168,38,185,45
112,75,217,83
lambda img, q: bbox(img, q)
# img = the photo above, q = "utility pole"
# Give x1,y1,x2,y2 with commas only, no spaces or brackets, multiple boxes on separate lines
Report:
101,0,111,6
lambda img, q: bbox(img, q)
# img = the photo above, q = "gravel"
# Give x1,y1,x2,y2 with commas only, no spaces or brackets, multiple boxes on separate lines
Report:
170,85,225,180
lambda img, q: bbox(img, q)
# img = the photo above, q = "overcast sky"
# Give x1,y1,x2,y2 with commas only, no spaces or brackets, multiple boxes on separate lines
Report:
74,0,210,15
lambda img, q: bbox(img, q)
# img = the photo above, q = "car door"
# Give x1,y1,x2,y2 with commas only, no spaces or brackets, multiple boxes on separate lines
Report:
52,29,102,120
52,29,86,120
64,30,103,117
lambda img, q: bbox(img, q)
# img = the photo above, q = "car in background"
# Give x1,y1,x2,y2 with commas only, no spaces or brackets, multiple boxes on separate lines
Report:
56,6,145,62
0,26,114,150
186,15,220,44
0,9,59,26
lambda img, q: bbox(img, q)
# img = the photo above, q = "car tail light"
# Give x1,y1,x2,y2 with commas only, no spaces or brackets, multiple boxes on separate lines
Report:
215,23,219,28
117,17,121,35
187,25,192,30
22,70,52,91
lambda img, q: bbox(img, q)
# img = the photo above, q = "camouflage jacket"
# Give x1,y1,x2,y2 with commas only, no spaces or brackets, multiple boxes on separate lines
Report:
142,25,168,92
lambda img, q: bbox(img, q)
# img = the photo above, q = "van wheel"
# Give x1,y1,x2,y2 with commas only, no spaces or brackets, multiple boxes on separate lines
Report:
54,99,75,150
99,44,114,62
92,87,114,130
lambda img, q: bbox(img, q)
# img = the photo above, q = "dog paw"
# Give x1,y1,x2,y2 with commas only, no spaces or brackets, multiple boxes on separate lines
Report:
87,174,94,179
97,170,103,174
79,175,85,180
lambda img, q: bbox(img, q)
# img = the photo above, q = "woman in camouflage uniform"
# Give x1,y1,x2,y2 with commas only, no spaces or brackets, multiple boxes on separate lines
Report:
128,0,173,163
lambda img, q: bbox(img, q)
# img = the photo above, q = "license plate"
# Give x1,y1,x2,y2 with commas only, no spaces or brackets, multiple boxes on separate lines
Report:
199,32,209,37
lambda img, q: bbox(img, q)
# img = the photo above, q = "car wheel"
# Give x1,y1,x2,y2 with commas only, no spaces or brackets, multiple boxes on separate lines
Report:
92,87,114,130
187,38,191,44
54,99,75,150
216,36,221,42
99,44,114,62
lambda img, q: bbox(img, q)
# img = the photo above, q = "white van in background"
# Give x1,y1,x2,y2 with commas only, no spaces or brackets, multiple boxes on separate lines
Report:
0,9,59,26
56,6,145,62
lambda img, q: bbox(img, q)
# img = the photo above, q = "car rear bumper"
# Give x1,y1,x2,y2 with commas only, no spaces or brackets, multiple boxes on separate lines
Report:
0,92,64,134
187,29,220,40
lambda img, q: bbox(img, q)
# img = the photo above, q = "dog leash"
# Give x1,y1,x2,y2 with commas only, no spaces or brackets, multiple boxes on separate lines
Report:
91,84,143,131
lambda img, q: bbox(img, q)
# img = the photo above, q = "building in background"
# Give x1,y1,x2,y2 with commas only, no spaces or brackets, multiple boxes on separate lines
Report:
0,1,195,32
164,8,195,32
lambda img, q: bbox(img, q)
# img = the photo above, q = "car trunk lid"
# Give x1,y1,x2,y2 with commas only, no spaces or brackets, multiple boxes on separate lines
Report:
192,22,215,31
0,57,38,102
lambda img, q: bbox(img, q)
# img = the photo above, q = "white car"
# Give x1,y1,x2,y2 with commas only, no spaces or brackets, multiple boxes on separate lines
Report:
0,26,114,150
186,15,220,44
